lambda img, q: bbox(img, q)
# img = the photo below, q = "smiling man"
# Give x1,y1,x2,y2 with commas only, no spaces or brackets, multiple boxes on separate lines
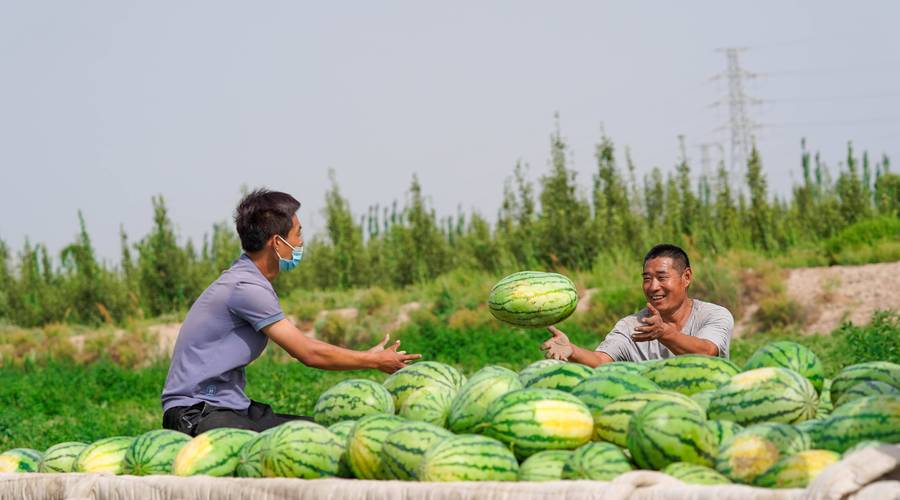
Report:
541,244,734,366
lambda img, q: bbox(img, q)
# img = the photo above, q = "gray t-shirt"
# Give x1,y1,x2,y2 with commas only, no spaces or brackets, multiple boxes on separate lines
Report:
161,254,284,412
595,299,733,361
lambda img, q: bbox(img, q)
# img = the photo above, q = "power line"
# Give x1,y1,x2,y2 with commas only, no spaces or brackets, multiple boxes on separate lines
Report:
767,92,900,103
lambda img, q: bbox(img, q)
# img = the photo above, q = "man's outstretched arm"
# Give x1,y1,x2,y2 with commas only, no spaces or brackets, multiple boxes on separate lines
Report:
542,326,615,368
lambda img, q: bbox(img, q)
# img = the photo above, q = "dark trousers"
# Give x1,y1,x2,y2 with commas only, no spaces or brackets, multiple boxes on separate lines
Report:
163,400,312,436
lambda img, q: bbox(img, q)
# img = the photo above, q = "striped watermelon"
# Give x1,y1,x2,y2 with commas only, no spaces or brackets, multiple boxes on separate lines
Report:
0,448,42,473
593,390,704,447
488,271,578,327
645,355,740,396
172,428,256,477
518,450,573,481
663,462,732,485
235,428,276,478
842,440,886,457
626,400,716,470
74,436,134,474
817,378,834,417
346,413,405,479
381,421,452,480
261,420,342,478
830,361,900,404
124,429,191,476
743,341,825,393
753,449,840,488
571,372,659,424
522,362,594,392
399,385,456,427
314,379,395,426
833,380,899,408
716,423,810,484
707,420,743,448
480,388,593,459
814,395,900,453
518,359,564,384
593,361,648,377
419,434,519,481
448,366,523,433
327,420,356,478
383,361,465,409
38,442,87,473
560,442,634,480
707,367,818,425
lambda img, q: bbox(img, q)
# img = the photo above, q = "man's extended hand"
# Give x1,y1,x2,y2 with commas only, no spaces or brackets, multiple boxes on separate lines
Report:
368,334,422,373
541,326,574,361
631,302,676,342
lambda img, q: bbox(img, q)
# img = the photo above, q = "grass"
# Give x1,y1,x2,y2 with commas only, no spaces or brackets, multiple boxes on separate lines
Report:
1,310,897,451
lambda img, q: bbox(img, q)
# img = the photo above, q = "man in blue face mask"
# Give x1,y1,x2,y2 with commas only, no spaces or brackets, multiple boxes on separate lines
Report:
161,189,421,435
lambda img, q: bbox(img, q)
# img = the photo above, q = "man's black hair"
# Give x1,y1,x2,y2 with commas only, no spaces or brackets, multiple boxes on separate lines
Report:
234,189,301,252
643,243,690,271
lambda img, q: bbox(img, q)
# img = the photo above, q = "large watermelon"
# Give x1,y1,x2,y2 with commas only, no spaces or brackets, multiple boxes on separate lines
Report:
383,361,465,409
235,428,277,478
314,379,395,426
480,388,593,459
38,442,87,473
593,362,648,377
753,449,840,489
326,420,356,478
488,271,578,327
172,428,256,477
346,413,405,479
261,420,343,478
448,366,523,433
518,450,573,481
419,434,519,482
518,359,564,384
814,395,900,453
833,380,899,408
626,401,716,470
571,372,659,424
398,384,456,427
0,448,42,473
560,442,634,480
715,423,810,484
645,355,740,396
743,341,825,393
707,367,818,425
381,421,452,480
74,436,134,474
124,429,191,476
522,362,594,392
593,390,704,447
663,462,732,485
830,361,900,404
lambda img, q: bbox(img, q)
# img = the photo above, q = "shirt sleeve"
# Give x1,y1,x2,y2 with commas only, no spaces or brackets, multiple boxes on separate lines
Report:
228,281,285,332
594,319,635,362
695,306,734,358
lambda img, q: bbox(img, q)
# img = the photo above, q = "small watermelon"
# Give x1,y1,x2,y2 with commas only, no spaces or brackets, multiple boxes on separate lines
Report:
235,428,277,478
814,395,900,453
0,448,42,473
488,271,578,327
419,434,518,481
381,421,452,480
314,379,395,426
448,365,523,433
572,372,659,422
172,428,256,477
593,362,648,377
518,359,564,384
833,380,899,408
560,442,633,480
743,341,825,393
326,420,356,478
39,442,87,473
261,420,343,478
626,401,716,470
522,362,594,392
593,390,704,447
707,367,818,425
830,361,900,404
399,385,456,427
645,354,740,396
716,423,810,484
74,436,134,474
124,429,191,476
518,450,573,481
753,449,840,488
347,413,405,480
383,361,465,409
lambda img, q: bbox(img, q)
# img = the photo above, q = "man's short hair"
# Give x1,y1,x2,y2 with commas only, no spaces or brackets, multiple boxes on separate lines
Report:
643,244,690,271
234,189,301,252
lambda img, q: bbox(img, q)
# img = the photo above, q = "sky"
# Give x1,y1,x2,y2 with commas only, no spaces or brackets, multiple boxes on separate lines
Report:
1,1,898,264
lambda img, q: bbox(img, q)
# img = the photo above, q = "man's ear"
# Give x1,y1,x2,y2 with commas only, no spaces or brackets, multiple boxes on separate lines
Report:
682,267,693,288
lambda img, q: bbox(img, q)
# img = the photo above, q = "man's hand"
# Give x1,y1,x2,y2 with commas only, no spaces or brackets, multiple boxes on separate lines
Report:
632,302,675,342
368,334,421,373
541,326,574,361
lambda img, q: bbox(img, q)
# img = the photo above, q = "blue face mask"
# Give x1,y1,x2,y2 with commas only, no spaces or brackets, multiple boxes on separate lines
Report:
275,235,303,272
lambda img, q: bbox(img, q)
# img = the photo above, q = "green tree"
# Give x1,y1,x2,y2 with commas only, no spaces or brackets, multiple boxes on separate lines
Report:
137,195,191,316
746,147,771,251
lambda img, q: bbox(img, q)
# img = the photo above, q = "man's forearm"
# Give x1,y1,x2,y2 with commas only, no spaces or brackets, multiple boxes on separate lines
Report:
659,332,718,356
299,338,375,370
569,345,613,368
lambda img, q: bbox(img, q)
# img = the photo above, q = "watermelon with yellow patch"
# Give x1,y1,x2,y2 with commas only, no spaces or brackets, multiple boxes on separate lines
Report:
172,428,257,476
707,367,818,425
74,436,134,474
753,449,841,488
0,448,42,473
715,423,810,484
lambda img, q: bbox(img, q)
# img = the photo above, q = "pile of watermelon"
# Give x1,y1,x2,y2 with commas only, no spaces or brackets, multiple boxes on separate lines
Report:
1,346,898,489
